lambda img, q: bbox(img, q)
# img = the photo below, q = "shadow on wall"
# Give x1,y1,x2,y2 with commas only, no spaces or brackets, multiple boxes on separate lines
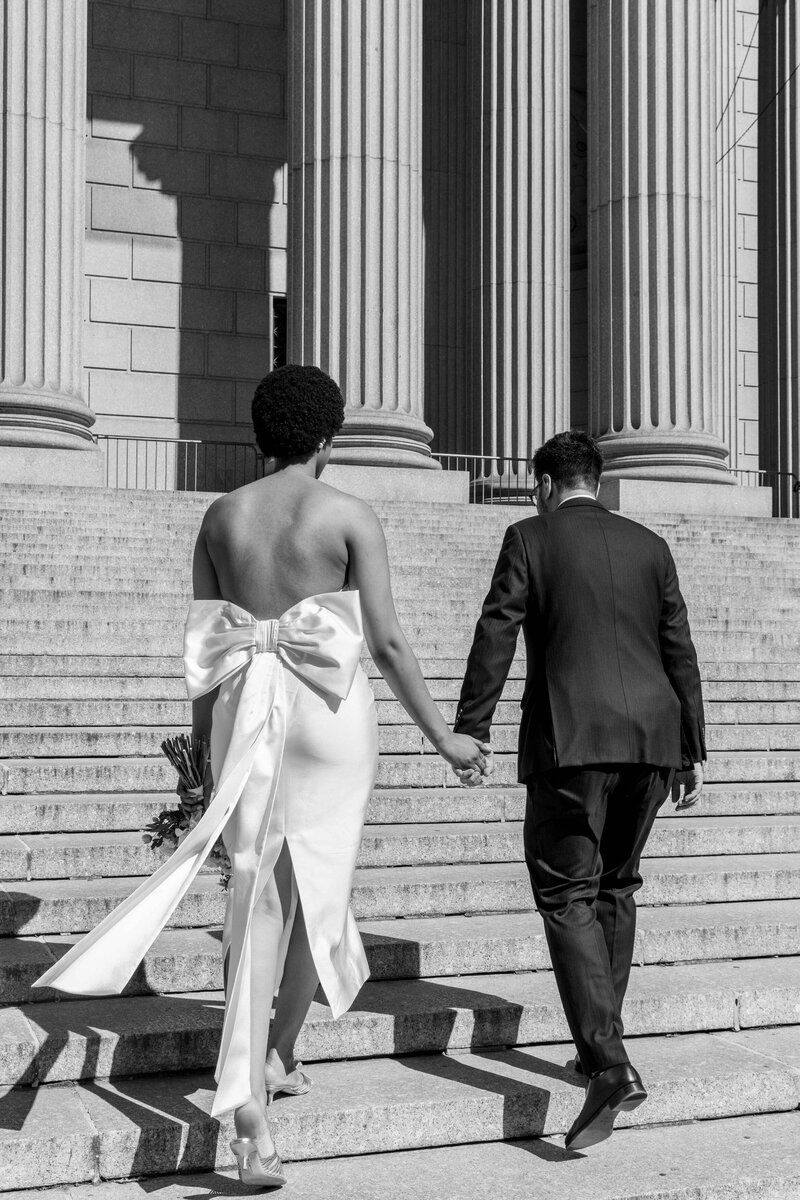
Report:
86,0,288,490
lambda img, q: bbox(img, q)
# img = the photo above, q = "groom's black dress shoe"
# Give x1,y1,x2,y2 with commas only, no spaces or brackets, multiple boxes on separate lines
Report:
564,1063,647,1151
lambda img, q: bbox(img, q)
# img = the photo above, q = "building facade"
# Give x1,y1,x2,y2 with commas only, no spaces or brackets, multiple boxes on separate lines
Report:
0,0,797,510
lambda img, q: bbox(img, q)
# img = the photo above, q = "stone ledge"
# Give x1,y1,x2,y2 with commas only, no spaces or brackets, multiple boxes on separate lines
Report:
599,477,773,516
0,446,105,488
324,463,469,503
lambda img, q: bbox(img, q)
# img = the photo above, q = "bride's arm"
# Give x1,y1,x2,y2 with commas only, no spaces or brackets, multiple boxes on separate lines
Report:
190,516,222,746
346,502,489,774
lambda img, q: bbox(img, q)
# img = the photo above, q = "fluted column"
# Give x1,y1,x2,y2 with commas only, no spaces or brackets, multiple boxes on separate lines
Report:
716,0,739,465
287,0,436,468
468,0,570,468
0,0,96,451
588,0,730,482
759,0,800,516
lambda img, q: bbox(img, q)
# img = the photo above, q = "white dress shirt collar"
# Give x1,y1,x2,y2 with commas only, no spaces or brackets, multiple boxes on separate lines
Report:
557,492,599,508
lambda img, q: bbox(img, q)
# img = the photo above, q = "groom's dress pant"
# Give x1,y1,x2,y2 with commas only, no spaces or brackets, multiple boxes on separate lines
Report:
524,763,674,1075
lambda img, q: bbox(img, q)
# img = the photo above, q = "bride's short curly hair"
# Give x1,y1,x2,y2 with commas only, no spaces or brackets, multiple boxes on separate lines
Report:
251,365,345,462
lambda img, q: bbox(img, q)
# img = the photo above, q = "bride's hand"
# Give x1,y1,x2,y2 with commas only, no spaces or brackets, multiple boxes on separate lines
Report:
438,732,491,775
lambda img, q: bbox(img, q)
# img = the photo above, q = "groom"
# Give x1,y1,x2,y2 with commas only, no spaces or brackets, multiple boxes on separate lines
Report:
454,430,706,1150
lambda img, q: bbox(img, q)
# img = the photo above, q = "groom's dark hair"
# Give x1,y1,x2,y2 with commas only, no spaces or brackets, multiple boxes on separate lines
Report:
532,430,603,490
252,364,345,463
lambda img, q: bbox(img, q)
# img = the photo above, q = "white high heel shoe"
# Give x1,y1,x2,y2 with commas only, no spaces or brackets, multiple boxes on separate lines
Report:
230,1133,286,1188
265,1060,313,1106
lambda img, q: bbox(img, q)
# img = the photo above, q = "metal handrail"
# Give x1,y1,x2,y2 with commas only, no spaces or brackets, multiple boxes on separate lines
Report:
97,435,264,492
432,453,536,503
94,435,800,515
729,468,800,492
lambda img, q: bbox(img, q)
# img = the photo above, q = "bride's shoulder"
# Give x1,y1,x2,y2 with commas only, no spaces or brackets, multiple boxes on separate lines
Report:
316,479,376,520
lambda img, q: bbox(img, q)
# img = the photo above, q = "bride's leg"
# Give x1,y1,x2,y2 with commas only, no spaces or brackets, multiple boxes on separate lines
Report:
266,892,319,1078
233,848,293,1147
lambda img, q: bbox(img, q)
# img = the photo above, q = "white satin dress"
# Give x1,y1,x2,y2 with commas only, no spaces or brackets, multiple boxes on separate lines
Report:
33,590,379,1117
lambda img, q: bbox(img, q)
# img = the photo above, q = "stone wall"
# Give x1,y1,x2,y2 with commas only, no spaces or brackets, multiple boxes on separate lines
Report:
84,0,287,445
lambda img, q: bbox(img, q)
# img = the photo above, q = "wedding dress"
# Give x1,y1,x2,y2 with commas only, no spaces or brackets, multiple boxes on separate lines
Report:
33,590,379,1117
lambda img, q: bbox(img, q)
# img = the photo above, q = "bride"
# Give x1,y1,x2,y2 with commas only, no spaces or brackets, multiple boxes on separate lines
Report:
35,364,489,1188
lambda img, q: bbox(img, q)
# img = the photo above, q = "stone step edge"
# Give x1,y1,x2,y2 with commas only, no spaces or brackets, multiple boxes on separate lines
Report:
5,899,800,1003
3,815,800,886
0,1026,798,1190
3,956,800,1087
5,1112,797,1200
4,858,800,940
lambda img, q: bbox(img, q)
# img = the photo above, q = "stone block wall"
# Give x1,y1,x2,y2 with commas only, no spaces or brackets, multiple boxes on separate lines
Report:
84,0,287,446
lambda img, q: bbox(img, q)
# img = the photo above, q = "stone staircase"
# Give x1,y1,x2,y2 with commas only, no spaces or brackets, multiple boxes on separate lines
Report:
1,483,800,1198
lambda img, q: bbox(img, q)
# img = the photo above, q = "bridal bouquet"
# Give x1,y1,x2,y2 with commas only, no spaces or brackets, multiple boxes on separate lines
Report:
142,734,232,889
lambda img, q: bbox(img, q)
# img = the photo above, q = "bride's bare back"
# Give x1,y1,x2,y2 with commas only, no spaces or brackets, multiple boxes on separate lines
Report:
190,463,486,778
195,473,355,619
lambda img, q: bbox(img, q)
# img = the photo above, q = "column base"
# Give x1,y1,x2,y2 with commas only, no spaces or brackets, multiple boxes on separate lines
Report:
0,445,105,488
0,390,97,448
599,477,773,517
332,410,439,469
596,432,731,484
324,464,469,503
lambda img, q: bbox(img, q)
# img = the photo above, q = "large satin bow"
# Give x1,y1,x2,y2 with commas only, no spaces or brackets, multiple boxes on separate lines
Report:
33,591,364,1115
184,592,363,705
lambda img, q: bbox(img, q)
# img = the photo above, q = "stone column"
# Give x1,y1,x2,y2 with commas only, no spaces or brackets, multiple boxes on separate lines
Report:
0,0,99,476
287,0,436,468
759,0,800,516
588,0,730,482
716,0,739,465
468,0,570,467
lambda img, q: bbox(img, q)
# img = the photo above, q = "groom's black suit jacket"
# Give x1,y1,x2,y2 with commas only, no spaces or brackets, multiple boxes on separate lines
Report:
454,498,706,780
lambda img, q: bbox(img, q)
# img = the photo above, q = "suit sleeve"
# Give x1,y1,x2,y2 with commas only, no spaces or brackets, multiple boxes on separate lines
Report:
659,545,706,768
453,524,528,742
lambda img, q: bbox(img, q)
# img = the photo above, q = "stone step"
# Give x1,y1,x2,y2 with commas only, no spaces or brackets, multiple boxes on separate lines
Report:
5,507,789,533
6,574,800,609
4,630,797,659
0,484,785,518
6,676,796,707
11,570,794,596
4,671,799,711
2,817,799,883
3,511,795,535
3,782,799,837
5,751,800,795
6,517,797,542
2,654,797,682
10,1113,799,1200
7,598,797,633
3,856,799,935
7,899,800,1004
6,721,800,759
3,956,799,1087
6,501,795,527
0,1026,797,1189
10,534,796,559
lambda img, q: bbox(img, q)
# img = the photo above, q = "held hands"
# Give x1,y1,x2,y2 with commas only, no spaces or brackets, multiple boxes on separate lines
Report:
438,732,494,787
672,761,704,809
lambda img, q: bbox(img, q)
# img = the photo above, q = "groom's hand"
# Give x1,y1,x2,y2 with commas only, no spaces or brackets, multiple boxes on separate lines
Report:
454,746,494,787
672,761,704,808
